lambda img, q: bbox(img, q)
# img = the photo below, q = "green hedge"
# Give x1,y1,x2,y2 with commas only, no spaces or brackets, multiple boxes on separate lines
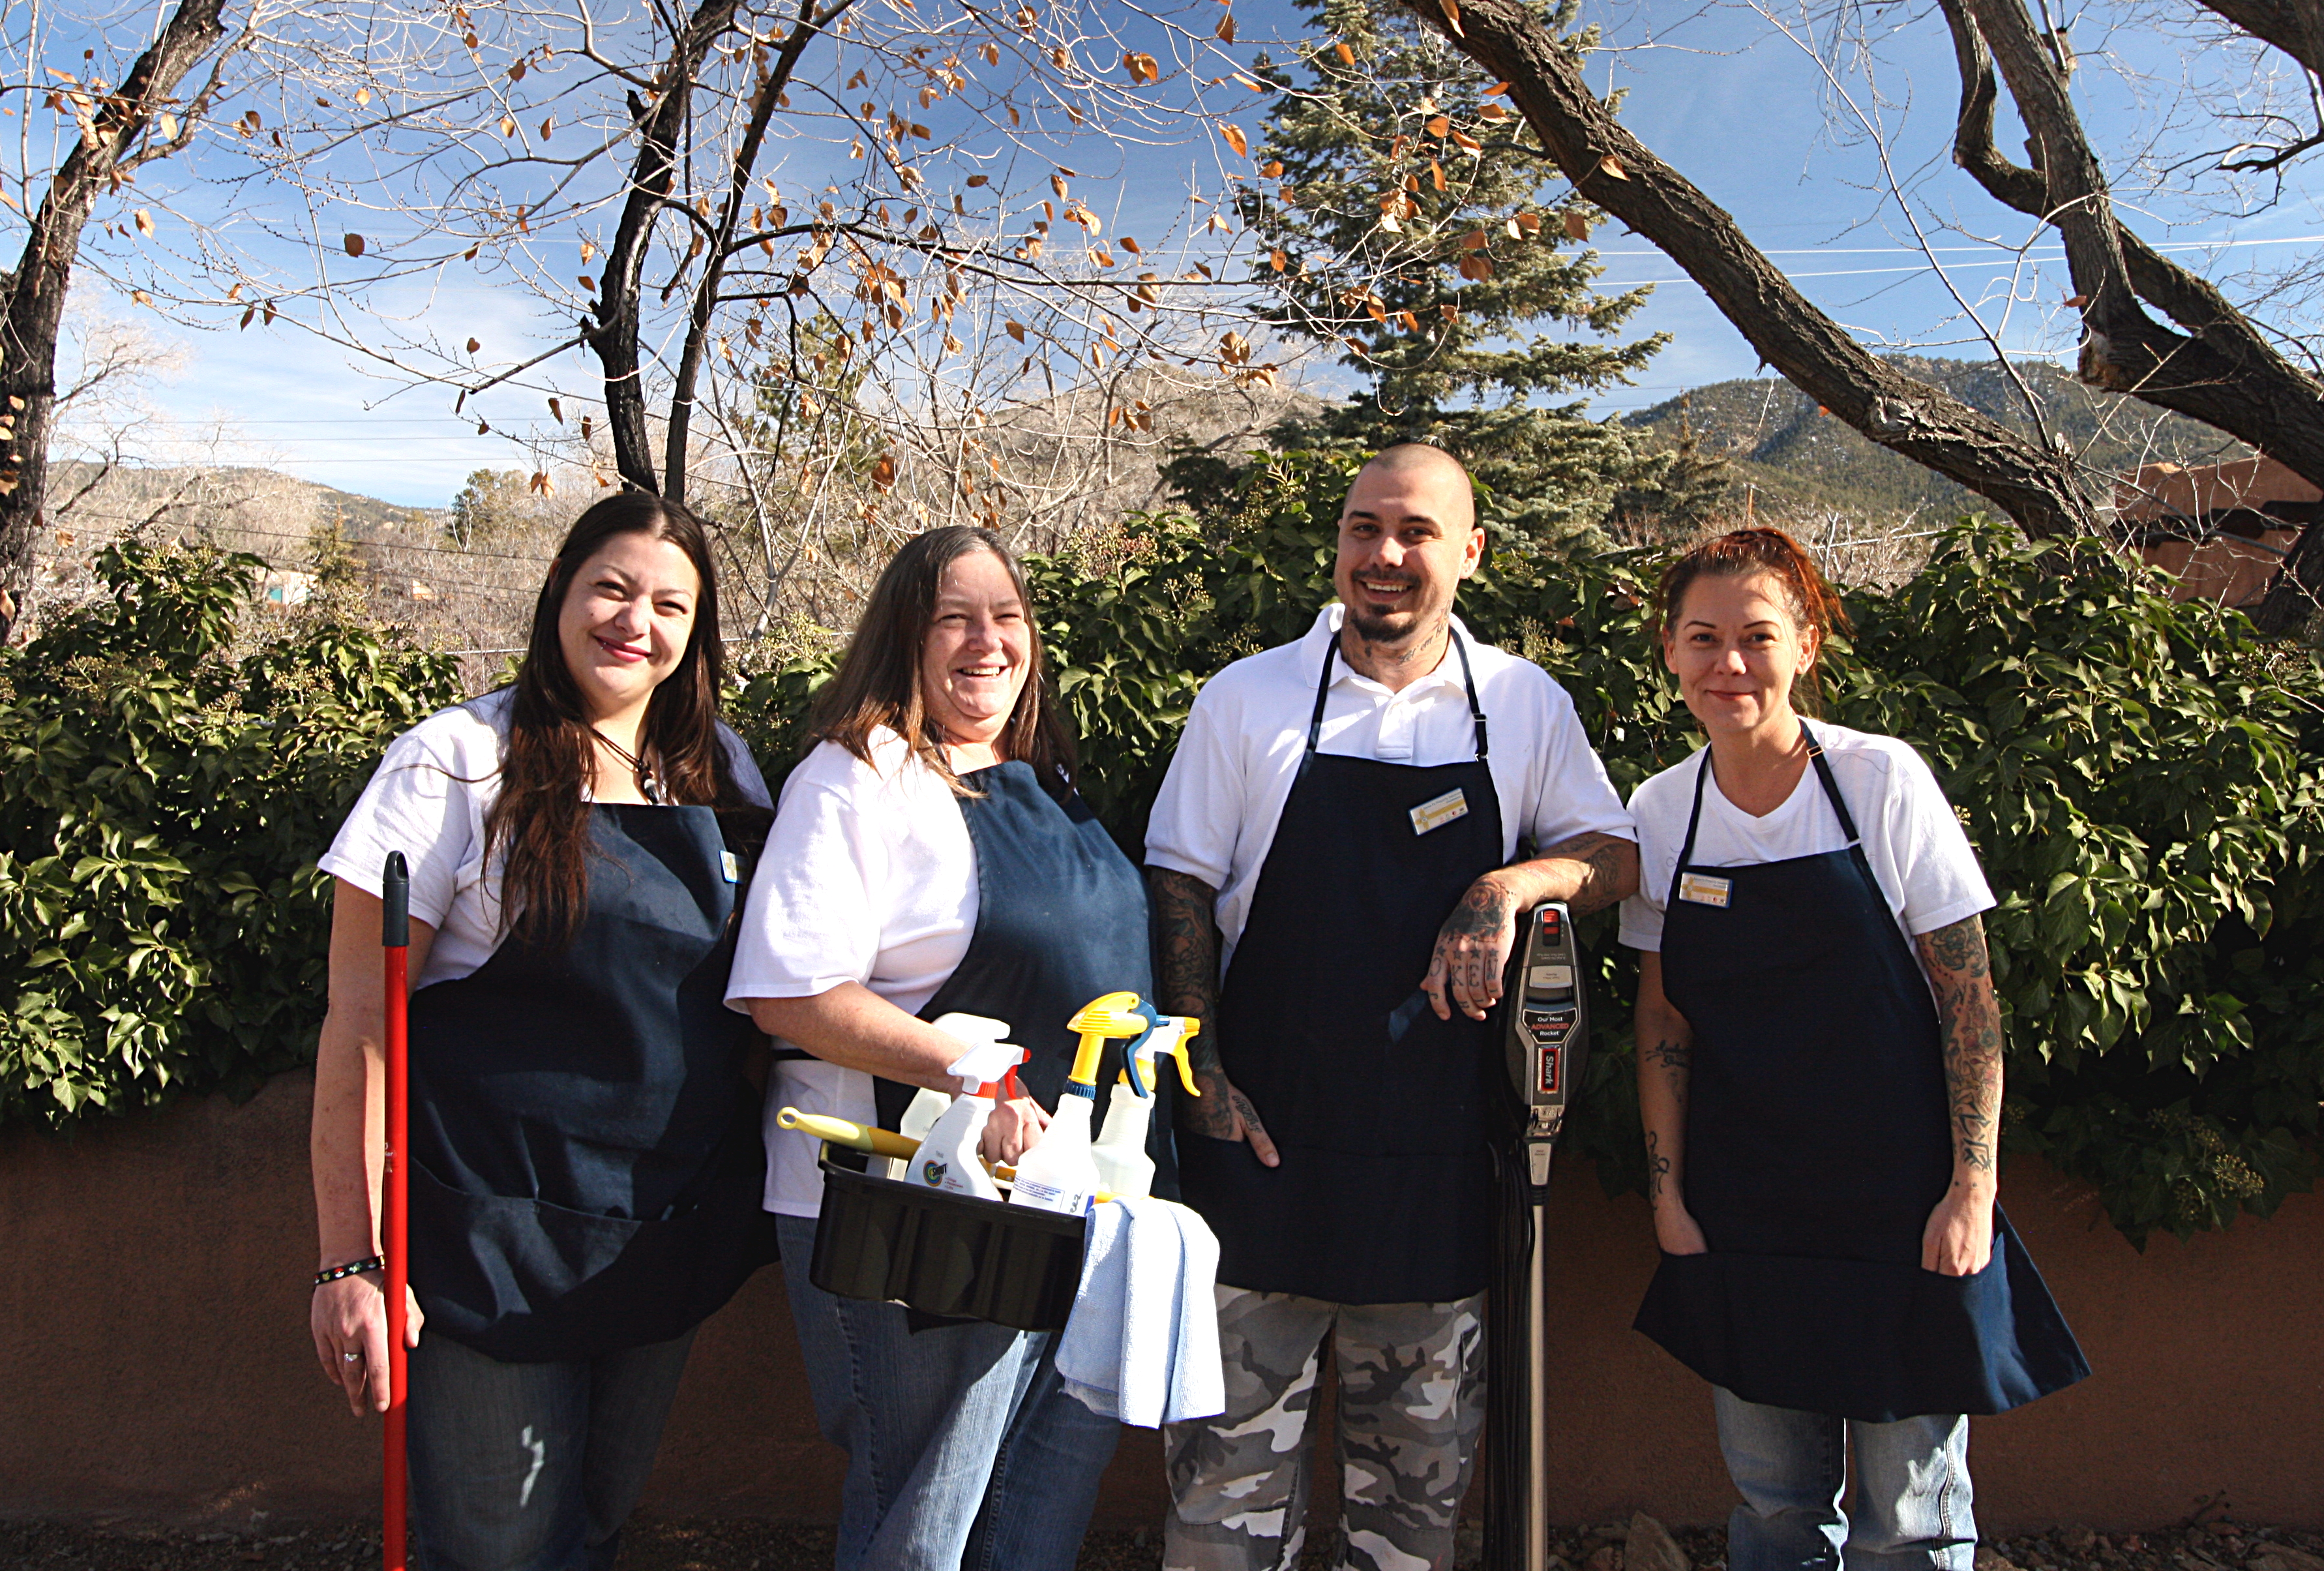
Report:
7,469,2319,1247
0,543,460,1123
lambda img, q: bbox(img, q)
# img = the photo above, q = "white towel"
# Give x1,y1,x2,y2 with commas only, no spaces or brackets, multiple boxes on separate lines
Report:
1055,1195,1224,1428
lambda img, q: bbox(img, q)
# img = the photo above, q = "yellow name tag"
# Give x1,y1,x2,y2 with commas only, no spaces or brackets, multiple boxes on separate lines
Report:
1408,787,1470,837
1677,872,1731,908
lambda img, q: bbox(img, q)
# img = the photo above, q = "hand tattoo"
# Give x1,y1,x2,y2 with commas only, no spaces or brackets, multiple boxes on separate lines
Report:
1914,915,2003,1177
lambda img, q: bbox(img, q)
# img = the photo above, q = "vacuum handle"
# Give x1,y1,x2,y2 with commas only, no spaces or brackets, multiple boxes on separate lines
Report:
380,852,410,1571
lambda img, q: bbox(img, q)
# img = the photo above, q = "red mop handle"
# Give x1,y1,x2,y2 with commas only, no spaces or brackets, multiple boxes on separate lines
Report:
381,852,411,1571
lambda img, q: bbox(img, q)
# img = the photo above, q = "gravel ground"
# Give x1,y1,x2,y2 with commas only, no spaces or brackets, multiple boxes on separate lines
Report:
2,1516,2317,1571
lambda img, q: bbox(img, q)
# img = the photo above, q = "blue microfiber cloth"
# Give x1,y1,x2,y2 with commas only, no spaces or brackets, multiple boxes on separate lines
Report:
1056,1195,1223,1428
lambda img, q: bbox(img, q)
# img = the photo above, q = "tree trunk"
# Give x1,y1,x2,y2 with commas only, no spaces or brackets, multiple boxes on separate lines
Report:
1395,0,2100,539
0,0,230,645
582,0,744,498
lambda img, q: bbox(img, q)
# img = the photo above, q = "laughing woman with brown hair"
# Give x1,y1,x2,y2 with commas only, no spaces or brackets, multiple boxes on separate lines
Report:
307,494,775,1571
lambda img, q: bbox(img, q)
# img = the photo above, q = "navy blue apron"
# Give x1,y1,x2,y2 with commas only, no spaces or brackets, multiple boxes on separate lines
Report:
1633,727,2089,1420
407,803,776,1363
1179,630,1504,1306
870,760,1170,1195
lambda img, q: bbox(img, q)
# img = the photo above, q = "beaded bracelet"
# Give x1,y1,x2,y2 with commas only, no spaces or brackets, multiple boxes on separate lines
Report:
313,1256,385,1287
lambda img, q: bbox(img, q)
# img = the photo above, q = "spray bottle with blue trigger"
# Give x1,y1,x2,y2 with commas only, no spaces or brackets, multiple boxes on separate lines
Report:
1091,1005,1202,1200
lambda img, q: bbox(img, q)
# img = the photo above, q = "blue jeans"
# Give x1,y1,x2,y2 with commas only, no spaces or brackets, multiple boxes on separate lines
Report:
775,1213,1120,1571
1714,1388,1975,1571
404,1328,695,1571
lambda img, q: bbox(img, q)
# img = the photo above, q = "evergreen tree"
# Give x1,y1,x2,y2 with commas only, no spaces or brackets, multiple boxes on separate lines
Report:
1609,393,1734,543
1179,0,1675,543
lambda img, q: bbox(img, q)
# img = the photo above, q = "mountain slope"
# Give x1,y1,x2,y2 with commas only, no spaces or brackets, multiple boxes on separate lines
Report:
1624,356,2249,522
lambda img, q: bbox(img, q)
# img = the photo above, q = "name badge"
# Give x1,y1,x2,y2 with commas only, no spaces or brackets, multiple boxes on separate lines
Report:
720,850,741,884
1677,872,1731,908
1408,787,1470,837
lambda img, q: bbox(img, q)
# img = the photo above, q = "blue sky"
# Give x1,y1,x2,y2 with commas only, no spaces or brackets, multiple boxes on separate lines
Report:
60,0,2324,505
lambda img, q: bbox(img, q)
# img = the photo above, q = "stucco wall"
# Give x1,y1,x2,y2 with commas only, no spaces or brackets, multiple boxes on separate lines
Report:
2,1071,2317,1532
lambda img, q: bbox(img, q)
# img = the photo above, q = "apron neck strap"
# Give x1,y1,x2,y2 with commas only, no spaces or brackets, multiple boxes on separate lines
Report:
1798,721,1862,844
1305,621,1490,760
1669,747,1715,907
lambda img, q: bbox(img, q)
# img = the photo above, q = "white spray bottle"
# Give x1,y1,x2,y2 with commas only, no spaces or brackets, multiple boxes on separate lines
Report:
910,1040,1027,1200
1009,991,1150,1216
1092,1012,1202,1200
886,1013,1015,1182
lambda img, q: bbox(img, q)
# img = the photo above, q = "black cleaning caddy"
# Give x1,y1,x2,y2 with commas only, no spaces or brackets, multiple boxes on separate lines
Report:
809,1150,1088,1332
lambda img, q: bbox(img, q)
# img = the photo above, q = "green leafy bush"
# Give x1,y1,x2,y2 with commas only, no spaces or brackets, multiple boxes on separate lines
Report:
0,543,460,1125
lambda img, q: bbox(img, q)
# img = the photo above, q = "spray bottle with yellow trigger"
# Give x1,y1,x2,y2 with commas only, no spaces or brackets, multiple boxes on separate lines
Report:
1008,991,1149,1216
1091,1009,1201,1200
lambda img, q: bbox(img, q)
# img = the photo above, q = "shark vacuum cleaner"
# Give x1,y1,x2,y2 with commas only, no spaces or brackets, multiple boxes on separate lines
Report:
1483,902,1590,1571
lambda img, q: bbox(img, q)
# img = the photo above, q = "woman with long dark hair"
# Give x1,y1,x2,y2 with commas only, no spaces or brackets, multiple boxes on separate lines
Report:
728,525,1158,1571
308,493,775,1571
1624,526,2086,1571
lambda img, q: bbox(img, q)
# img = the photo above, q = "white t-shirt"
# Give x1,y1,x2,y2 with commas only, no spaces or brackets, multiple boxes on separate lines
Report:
724,730,980,1218
318,688,772,989
1145,606,1636,966
1618,721,1994,957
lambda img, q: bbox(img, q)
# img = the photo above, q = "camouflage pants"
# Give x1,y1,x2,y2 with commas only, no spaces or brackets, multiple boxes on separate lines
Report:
1162,1285,1485,1571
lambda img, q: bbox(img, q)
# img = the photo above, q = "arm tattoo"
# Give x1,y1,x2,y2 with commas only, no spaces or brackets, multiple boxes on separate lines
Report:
1534,830,1640,917
1914,914,2003,1176
1645,1129,1673,1201
1148,867,1238,1139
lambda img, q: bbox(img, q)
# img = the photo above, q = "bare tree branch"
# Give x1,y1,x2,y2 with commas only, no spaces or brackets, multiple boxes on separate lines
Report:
1395,0,2099,539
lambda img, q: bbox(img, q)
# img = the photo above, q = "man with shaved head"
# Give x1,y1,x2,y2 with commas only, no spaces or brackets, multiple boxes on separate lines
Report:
1146,444,1640,1570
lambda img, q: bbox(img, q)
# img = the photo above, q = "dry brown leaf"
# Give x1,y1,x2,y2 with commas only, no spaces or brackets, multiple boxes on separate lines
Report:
467,337,481,352
1459,229,1489,250
1006,320,1026,342
2064,292,2089,307
509,58,527,83
344,233,366,257
578,274,595,293
355,88,370,106
1260,160,1285,177
548,397,563,423
1598,153,1629,180
1426,115,1451,138
1221,122,1249,157
581,415,593,441
871,452,897,491
966,173,990,187
1215,12,1236,42
1270,248,1287,273
133,209,153,237
1334,40,1355,65
1564,209,1589,241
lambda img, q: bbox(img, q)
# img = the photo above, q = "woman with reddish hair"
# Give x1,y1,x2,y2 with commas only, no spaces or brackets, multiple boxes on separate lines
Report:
1622,528,2086,1571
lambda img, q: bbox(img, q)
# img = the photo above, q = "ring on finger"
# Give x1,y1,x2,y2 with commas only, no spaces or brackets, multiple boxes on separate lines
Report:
341,1350,363,1364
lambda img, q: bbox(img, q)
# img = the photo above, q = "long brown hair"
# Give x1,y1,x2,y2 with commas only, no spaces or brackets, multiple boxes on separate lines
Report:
810,525,1076,795
486,492,751,940
1654,526,1851,717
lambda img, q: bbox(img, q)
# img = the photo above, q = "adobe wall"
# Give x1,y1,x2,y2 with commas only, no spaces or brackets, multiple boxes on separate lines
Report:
2,1071,2316,1533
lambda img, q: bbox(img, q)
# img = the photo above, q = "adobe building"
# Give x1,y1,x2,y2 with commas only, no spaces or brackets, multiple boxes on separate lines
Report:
2115,455,2318,610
